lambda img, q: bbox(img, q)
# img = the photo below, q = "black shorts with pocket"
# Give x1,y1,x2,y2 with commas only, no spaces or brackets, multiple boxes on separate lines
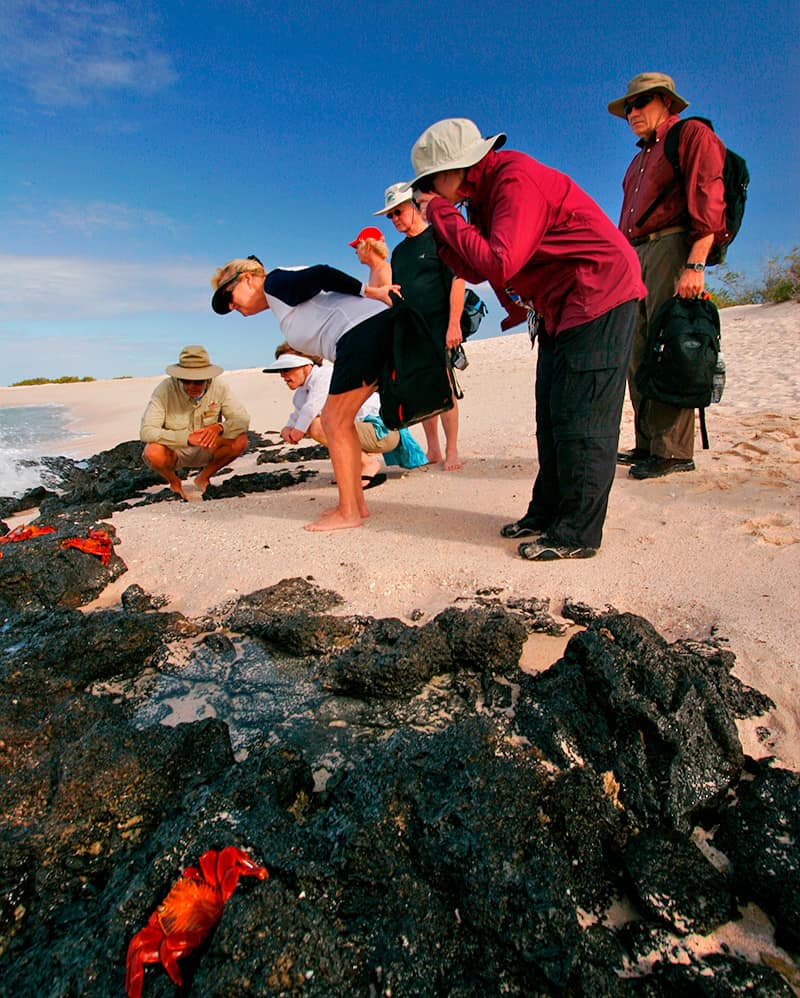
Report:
329,310,394,395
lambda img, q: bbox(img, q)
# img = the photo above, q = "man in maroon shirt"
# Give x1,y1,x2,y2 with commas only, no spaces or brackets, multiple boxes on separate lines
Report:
409,118,646,561
610,72,726,479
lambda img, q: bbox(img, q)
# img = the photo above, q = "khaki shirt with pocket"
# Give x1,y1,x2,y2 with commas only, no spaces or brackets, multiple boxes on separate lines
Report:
140,377,250,449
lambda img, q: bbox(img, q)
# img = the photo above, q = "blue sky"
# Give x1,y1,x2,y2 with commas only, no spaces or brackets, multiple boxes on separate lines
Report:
1,0,798,385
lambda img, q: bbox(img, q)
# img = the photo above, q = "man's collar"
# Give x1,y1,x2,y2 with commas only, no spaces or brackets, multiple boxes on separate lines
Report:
636,113,681,148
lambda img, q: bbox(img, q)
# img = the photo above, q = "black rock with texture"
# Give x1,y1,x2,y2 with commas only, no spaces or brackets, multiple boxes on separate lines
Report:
0,582,792,997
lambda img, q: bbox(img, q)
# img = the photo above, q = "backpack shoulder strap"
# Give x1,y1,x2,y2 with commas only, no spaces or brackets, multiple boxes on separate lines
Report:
634,117,714,230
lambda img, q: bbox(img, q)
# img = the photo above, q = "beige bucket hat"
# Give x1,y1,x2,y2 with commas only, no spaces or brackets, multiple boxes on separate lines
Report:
166,345,223,380
608,72,689,119
406,118,507,189
373,182,414,216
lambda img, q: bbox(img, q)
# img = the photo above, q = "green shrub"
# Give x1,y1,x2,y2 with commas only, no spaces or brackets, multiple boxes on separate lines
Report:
10,375,96,386
709,247,800,308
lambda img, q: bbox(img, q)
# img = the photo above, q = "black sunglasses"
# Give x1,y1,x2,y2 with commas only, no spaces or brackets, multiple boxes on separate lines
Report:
623,93,657,117
387,206,408,218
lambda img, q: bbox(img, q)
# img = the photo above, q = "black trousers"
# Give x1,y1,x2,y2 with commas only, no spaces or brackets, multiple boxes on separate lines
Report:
524,300,637,549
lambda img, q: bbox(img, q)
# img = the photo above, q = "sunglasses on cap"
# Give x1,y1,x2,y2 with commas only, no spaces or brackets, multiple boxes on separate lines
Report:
212,254,263,314
623,92,658,117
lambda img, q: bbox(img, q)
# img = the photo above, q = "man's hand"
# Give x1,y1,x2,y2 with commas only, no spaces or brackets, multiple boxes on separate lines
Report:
188,423,223,449
675,269,705,299
280,426,304,445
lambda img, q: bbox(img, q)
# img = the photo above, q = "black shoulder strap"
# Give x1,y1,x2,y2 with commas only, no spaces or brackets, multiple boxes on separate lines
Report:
634,117,714,230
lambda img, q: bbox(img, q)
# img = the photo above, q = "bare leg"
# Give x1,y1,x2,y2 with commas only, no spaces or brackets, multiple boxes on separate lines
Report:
307,416,382,491
421,414,444,465
305,385,376,531
440,400,462,471
143,443,187,499
194,434,248,492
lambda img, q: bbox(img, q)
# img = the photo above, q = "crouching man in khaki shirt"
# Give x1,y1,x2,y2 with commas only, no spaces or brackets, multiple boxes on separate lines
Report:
140,345,249,499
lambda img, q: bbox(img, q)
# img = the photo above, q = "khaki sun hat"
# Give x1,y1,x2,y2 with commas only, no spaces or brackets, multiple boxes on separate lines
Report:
373,182,414,216
608,72,689,119
406,118,507,189
166,345,223,380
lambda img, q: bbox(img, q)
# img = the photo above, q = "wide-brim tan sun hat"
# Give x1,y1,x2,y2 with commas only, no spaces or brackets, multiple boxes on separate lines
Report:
608,72,689,119
373,182,414,216
166,345,223,380
406,118,507,189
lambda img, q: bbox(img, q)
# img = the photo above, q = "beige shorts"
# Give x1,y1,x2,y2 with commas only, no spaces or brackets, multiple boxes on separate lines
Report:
173,445,213,469
355,421,400,454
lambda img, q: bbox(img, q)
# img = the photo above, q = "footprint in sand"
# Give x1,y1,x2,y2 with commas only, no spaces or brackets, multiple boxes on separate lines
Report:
741,514,799,546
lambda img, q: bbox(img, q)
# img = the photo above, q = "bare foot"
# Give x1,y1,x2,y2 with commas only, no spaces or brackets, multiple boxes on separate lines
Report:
443,453,463,471
304,509,364,532
317,503,369,520
426,450,444,466
167,479,187,500
193,473,210,494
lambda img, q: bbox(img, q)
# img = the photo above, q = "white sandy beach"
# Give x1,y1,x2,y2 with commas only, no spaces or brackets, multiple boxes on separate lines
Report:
2,301,799,774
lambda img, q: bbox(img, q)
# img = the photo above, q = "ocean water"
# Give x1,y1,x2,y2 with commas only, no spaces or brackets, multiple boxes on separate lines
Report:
0,405,82,497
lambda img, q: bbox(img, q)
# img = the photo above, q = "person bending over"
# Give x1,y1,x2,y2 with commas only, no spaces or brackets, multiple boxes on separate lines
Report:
264,346,399,489
211,255,397,531
409,118,646,561
140,345,249,499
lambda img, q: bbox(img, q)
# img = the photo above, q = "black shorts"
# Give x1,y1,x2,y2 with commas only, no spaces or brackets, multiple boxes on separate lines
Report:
329,310,394,395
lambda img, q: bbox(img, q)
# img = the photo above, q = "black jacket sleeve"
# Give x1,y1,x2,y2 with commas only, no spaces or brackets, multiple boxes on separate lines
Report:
264,265,363,306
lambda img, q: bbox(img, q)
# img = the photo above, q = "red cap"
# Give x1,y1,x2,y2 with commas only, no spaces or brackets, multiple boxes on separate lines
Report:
348,226,384,247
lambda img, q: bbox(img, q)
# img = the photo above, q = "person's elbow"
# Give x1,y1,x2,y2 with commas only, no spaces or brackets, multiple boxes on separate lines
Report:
139,424,161,443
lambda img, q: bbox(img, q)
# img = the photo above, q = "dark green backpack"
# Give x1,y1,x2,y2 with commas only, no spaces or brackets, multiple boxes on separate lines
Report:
635,117,749,266
636,295,721,410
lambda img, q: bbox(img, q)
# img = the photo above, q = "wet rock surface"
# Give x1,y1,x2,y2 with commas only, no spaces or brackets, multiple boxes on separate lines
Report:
0,435,321,520
0,573,796,996
0,440,324,620
0,518,127,618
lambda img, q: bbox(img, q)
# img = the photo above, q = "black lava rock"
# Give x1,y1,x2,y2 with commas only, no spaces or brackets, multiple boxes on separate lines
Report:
714,759,800,954
623,828,735,935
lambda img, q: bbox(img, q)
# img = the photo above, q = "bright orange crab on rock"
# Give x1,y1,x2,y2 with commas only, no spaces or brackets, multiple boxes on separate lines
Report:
125,846,268,998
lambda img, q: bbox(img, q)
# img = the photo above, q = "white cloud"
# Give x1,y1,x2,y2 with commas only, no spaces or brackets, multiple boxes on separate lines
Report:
0,0,177,106
0,254,207,320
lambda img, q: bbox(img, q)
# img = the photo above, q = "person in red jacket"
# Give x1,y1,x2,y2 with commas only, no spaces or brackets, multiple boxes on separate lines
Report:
409,118,646,560
609,72,727,479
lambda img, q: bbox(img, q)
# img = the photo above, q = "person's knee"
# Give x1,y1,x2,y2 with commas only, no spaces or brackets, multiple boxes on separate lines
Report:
321,404,352,438
306,417,326,445
142,443,173,470
229,433,248,457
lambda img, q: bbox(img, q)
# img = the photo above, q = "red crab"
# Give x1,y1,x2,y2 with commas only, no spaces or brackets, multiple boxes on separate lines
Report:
125,846,268,998
60,527,113,565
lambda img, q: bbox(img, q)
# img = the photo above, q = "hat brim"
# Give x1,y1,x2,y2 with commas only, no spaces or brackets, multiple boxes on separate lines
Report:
373,191,414,216
211,284,234,315
608,88,689,119
166,364,223,379
262,354,315,372
404,132,507,190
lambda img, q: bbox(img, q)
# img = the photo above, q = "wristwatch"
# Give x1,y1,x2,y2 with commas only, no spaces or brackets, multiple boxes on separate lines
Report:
685,262,706,272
